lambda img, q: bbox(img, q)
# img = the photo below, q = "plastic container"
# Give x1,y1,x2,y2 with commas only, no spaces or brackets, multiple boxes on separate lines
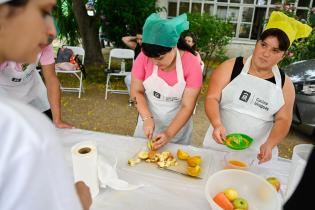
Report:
205,169,281,210
224,150,256,170
284,144,314,201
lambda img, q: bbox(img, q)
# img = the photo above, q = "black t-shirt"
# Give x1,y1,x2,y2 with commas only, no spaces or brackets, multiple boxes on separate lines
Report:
231,57,285,88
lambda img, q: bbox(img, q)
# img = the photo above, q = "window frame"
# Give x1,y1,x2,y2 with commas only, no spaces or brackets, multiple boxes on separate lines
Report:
166,0,314,42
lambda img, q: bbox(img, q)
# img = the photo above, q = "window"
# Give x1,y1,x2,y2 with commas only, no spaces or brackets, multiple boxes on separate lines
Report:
217,6,228,20
203,3,215,15
228,7,240,22
270,0,282,4
251,7,266,40
179,1,190,15
168,2,177,17
166,0,315,41
298,0,311,7
192,3,202,13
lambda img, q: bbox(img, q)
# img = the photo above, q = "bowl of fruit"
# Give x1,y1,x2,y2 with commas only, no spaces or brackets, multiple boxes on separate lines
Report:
205,169,281,210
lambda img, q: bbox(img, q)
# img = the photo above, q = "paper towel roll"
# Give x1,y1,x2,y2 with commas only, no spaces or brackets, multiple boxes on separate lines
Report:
71,141,99,198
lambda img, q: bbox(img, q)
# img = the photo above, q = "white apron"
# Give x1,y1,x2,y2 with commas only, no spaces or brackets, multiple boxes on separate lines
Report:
0,59,50,112
134,49,193,144
203,56,284,158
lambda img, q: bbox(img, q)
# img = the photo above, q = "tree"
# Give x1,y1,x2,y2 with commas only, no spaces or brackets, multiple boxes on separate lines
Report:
54,0,105,66
188,13,234,73
54,0,162,66
97,0,163,47
72,0,104,65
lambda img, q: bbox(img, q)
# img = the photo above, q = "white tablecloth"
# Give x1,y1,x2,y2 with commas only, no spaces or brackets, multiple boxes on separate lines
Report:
57,129,291,210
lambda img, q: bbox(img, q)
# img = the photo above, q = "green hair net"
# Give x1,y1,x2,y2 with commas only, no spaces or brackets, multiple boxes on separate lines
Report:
142,13,189,47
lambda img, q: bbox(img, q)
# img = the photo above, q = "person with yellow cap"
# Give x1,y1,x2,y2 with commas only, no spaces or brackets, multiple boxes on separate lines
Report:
131,13,202,149
203,11,312,164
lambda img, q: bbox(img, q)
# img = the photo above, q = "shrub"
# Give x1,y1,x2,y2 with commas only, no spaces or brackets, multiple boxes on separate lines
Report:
277,3,315,67
188,13,234,73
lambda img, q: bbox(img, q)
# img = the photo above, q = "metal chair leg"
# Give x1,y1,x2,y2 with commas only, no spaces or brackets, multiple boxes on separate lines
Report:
105,74,111,100
78,71,83,98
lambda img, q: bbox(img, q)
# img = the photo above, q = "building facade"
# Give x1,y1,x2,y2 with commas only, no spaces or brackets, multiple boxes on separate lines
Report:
157,0,314,57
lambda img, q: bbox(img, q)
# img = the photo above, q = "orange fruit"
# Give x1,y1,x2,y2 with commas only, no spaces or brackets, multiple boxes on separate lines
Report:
187,165,201,177
187,156,202,167
177,149,190,160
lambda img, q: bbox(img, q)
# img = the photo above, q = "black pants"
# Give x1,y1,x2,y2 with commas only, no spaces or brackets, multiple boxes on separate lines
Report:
43,109,53,121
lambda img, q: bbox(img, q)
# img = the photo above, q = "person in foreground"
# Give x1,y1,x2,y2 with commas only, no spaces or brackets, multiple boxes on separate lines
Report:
131,13,202,149
0,0,91,209
203,11,312,163
0,44,74,128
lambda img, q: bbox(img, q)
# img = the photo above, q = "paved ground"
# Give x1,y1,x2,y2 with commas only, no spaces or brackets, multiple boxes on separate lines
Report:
60,81,314,159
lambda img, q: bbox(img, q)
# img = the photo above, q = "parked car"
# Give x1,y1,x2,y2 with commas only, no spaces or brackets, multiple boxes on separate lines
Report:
284,59,315,137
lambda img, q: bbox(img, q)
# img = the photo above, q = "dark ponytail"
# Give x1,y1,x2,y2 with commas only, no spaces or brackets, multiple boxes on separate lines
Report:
177,36,197,56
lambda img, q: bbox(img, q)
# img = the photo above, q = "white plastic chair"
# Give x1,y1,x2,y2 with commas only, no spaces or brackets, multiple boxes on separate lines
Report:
55,46,85,98
105,48,134,100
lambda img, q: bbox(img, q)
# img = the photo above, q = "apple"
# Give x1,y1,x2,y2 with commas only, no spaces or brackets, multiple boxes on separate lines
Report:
224,188,238,201
233,197,248,210
266,176,281,192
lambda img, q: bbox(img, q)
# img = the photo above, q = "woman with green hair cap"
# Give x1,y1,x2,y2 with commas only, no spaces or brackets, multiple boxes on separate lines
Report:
131,13,202,149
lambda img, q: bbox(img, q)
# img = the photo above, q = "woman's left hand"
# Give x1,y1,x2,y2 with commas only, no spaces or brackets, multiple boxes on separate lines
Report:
257,143,273,164
153,132,171,149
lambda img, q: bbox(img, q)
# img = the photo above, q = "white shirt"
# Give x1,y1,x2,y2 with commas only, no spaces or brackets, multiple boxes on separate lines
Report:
0,97,82,210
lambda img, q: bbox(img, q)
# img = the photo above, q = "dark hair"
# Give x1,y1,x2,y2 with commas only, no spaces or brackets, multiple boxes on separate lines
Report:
258,28,290,51
142,36,196,58
3,0,29,17
135,28,143,35
6,0,28,7
182,31,197,51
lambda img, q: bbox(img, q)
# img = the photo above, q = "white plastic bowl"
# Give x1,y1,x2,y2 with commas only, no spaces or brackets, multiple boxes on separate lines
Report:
205,169,281,210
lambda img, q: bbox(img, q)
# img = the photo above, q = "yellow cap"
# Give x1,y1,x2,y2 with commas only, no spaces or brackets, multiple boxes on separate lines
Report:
265,11,312,46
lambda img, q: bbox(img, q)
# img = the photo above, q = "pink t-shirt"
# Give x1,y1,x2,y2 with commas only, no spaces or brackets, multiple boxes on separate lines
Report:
132,51,202,88
38,44,55,65
0,44,55,72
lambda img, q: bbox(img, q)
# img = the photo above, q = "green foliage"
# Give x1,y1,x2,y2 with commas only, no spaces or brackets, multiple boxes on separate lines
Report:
280,30,315,67
97,0,163,47
53,0,80,45
275,3,315,67
188,13,233,66
54,0,161,47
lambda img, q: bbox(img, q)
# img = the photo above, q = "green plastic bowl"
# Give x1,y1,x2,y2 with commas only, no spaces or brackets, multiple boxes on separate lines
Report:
224,133,253,150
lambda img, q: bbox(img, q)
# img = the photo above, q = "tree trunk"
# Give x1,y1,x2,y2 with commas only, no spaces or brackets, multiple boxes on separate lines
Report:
72,0,105,66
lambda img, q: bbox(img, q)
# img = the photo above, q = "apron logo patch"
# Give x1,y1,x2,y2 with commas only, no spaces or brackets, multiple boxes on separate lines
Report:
239,90,251,102
254,98,269,111
11,78,22,82
153,91,161,99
